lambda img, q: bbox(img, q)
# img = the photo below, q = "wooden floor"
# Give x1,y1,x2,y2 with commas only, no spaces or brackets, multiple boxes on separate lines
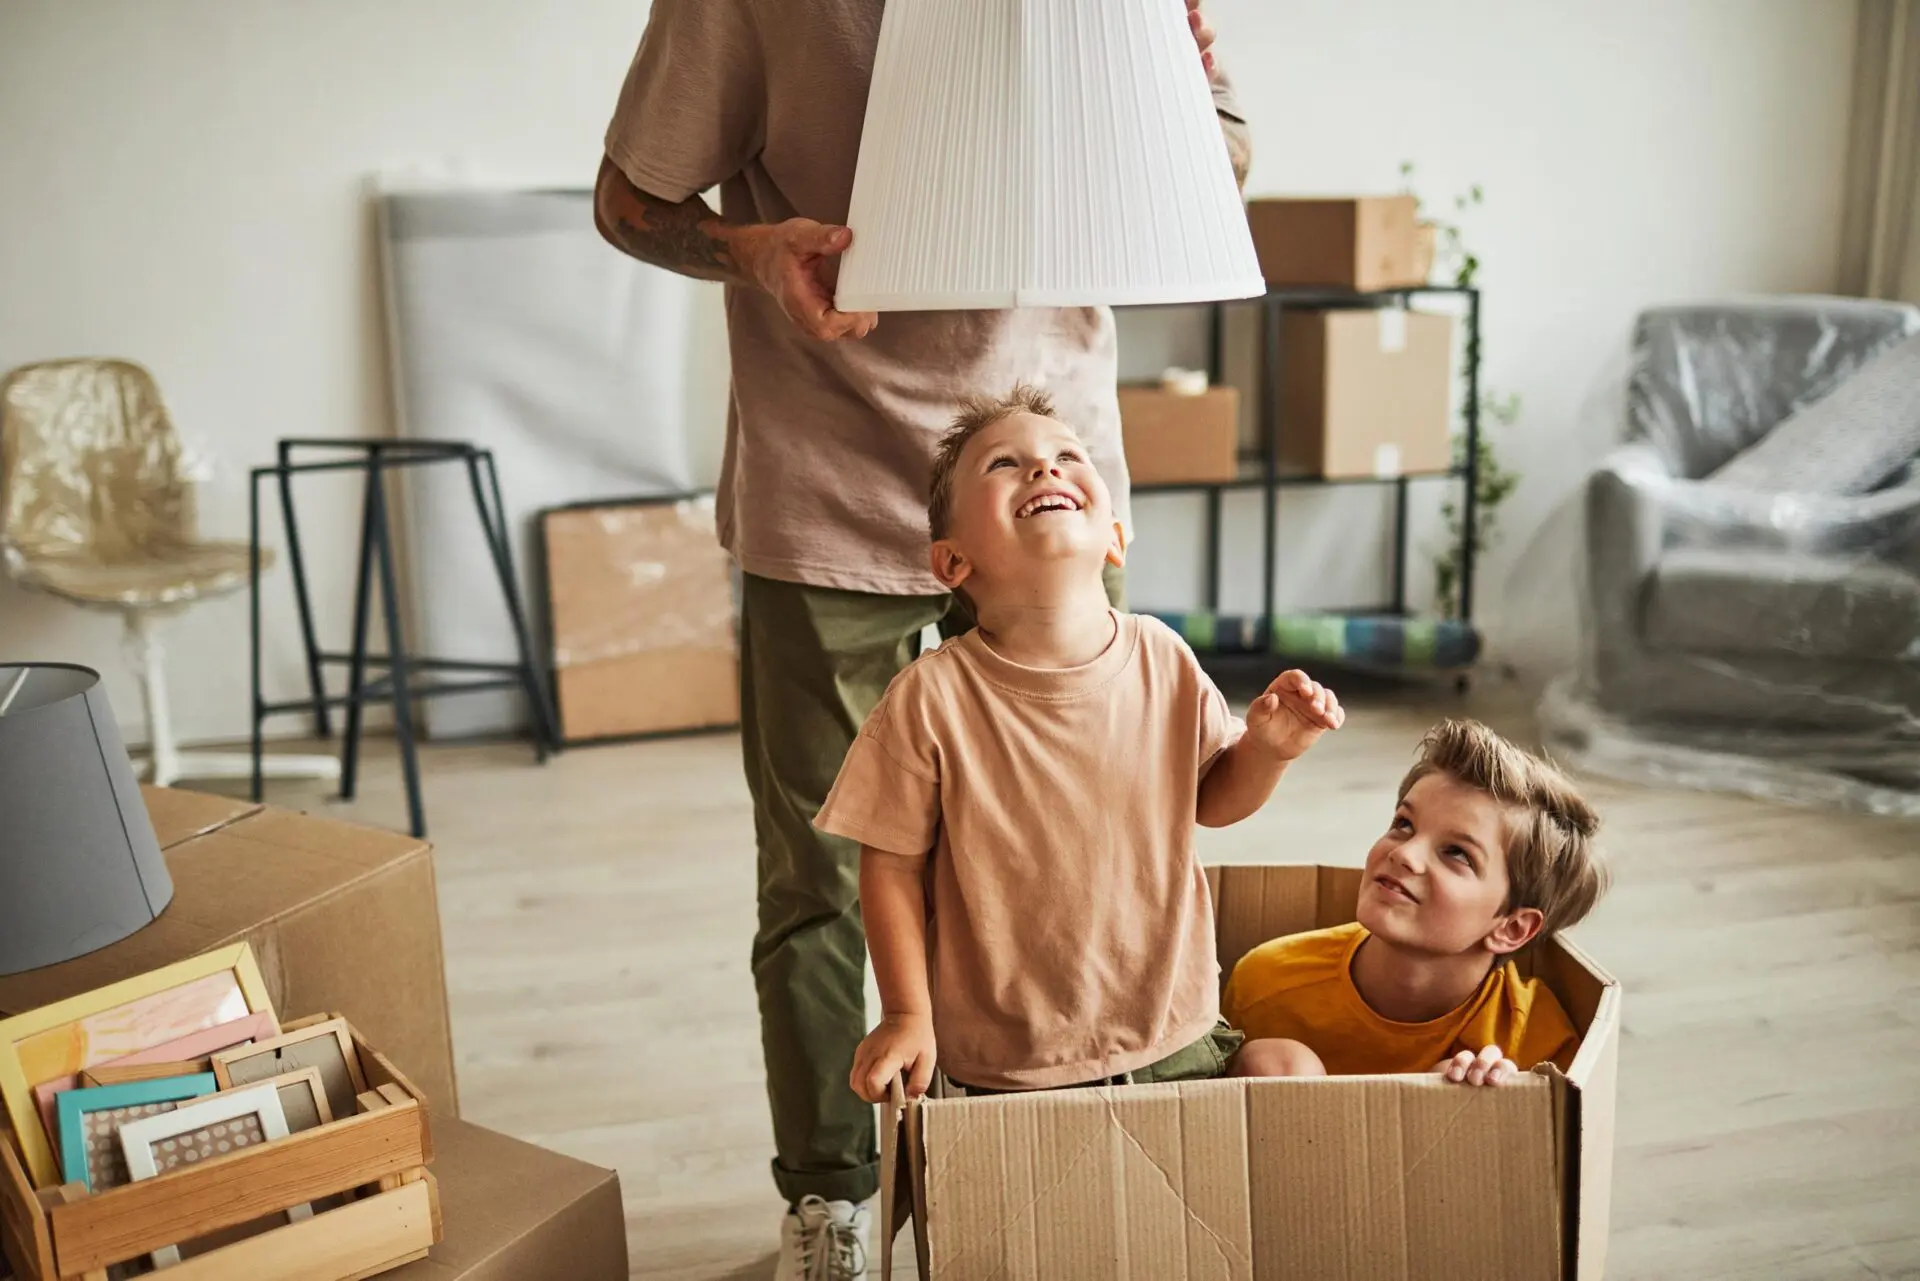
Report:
246,680,1920,1280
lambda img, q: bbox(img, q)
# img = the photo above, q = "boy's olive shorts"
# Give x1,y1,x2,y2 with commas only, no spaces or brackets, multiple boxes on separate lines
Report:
942,1022,1246,1096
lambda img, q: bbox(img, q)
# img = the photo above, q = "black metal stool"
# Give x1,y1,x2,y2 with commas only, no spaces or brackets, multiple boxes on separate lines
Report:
249,438,558,837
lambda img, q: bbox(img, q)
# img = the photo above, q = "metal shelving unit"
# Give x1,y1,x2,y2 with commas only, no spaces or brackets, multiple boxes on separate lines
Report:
1135,283,1482,645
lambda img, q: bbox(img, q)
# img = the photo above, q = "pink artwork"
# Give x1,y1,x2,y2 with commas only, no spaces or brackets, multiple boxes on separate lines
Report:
15,973,252,1087
30,1010,280,1160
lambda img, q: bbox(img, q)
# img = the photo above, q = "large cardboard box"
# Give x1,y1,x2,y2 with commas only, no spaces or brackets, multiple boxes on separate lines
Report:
0,787,458,1115
880,864,1619,1281
542,495,740,744
1119,386,1241,485
1247,196,1424,292
386,1118,627,1279
1277,309,1455,480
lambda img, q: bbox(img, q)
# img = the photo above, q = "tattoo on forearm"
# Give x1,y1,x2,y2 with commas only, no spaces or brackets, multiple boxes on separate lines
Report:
604,187,745,285
1221,117,1252,191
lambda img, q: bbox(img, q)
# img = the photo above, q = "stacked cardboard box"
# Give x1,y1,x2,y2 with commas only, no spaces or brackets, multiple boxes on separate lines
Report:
1277,309,1456,480
0,789,458,1114
1246,195,1431,293
0,789,630,1279
1119,386,1241,485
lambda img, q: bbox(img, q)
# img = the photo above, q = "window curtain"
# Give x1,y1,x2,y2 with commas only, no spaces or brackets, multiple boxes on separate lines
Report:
1840,0,1920,303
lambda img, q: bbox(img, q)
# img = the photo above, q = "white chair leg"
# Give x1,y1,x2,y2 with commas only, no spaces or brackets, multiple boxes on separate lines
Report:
127,610,182,787
125,609,340,788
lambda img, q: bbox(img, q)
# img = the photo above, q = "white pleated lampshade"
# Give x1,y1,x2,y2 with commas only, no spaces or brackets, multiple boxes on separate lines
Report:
834,0,1266,312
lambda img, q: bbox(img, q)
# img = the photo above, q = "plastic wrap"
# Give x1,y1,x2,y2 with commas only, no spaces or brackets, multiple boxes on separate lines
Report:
0,359,256,608
545,496,735,670
542,495,738,742
1539,298,1920,816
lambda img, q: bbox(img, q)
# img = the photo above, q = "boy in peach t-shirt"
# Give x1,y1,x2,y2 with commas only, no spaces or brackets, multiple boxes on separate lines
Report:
815,385,1344,1100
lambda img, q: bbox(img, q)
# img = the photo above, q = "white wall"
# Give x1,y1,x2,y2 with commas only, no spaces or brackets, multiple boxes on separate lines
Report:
0,0,1856,744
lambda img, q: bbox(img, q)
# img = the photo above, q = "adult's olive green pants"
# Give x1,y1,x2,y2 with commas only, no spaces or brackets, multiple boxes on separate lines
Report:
740,568,1123,1207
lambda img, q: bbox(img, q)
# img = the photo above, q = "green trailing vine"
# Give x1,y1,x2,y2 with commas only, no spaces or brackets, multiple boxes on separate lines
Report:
1400,162,1520,621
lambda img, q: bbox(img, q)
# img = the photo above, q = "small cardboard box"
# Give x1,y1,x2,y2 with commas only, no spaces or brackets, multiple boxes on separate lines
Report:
1277,309,1455,480
880,864,1619,1281
0,788,458,1115
385,1117,627,1280
1247,196,1424,293
1119,386,1241,485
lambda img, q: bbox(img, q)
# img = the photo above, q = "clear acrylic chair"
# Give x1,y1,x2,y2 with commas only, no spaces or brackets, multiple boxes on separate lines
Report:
0,358,338,787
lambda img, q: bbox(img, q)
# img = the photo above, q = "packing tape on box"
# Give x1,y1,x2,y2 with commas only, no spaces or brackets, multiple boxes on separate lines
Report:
1378,308,1408,354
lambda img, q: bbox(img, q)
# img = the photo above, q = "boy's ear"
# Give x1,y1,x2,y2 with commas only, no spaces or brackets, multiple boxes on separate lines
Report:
931,539,972,591
1105,520,1128,569
1485,907,1544,956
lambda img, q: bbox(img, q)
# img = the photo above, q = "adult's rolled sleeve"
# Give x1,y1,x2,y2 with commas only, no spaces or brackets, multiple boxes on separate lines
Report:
603,0,765,202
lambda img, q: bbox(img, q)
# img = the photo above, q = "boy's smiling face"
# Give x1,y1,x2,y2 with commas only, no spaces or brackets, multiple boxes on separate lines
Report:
931,411,1124,595
1356,773,1543,958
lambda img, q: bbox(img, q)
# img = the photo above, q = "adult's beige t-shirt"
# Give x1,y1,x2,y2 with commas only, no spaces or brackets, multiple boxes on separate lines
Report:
604,0,1245,595
814,613,1244,1089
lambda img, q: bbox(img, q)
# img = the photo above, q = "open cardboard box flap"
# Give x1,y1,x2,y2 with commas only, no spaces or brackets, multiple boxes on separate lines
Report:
880,865,1619,1281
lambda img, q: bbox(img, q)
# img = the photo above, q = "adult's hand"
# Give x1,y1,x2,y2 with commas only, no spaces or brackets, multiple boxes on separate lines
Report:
734,219,879,342
1187,0,1219,79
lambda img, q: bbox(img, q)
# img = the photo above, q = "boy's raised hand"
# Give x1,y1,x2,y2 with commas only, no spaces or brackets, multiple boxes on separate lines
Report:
1439,1045,1520,1087
1245,669,1344,760
851,1012,937,1104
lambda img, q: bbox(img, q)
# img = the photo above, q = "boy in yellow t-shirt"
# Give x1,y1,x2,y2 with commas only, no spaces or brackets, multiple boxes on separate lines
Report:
1223,719,1608,1085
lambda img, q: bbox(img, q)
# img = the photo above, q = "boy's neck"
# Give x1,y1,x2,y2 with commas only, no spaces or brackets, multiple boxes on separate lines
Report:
1349,932,1499,1024
971,574,1115,669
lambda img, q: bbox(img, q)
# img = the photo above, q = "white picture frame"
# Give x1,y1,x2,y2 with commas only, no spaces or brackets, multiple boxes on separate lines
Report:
117,1081,307,1269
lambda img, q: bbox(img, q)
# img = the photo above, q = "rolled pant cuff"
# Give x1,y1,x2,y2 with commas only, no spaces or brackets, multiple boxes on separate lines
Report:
773,1157,881,1208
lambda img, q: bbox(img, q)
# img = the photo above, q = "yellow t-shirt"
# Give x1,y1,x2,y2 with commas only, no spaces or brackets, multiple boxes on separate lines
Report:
1222,922,1580,1074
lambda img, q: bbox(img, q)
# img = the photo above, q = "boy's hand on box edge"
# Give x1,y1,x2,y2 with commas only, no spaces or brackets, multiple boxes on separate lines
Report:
1439,1045,1519,1086
851,1012,937,1103
1245,669,1344,761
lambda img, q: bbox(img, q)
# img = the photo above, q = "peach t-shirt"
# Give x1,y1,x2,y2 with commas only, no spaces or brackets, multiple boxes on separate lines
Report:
815,612,1243,1089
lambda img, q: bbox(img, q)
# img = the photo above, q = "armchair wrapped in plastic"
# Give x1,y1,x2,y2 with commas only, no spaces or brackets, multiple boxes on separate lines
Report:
1541,298,1920,815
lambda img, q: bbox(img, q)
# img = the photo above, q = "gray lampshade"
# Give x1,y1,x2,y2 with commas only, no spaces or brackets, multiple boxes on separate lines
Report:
0,663,173,976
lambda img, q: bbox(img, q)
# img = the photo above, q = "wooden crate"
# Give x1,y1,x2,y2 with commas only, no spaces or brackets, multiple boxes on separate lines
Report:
1,1016,439,1281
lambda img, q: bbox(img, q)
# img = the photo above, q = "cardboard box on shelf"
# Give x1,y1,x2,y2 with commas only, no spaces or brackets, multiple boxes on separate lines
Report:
1119,386,1241,485
1277,309,1456,480
879,863,1619,1281
542,495,739,745
1247,196,1424,292
0,788,458,1117
385,1117,627,1280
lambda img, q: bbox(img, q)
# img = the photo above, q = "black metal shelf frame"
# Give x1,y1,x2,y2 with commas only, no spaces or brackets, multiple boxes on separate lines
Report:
1133,283,1482,634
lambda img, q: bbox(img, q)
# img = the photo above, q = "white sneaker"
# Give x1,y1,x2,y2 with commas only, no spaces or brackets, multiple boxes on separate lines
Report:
777,1196,870,1281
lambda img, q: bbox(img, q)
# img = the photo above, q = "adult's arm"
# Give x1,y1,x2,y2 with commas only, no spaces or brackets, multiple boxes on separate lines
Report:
593,159,878,340
1188,0,1252,189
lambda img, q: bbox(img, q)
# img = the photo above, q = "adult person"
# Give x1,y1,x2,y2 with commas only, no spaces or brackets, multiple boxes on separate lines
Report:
594,4,1251,1276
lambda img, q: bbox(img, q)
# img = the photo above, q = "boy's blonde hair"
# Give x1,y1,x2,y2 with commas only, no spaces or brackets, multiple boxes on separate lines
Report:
927,384,1062,540
1399,719,1608,939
